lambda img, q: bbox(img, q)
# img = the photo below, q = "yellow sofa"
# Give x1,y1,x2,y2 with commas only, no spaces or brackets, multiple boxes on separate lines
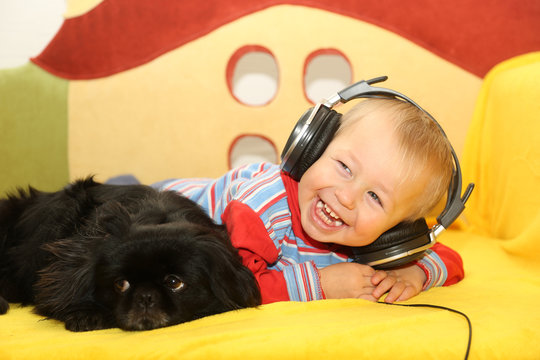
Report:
1,50,539,359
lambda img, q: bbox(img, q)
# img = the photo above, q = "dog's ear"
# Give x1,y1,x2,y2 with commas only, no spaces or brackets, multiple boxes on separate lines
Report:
212,261,261,309
200,239,261,310
96,201,132,238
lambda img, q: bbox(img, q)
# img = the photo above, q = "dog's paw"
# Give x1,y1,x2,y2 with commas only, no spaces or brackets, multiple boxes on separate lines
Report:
0,296,9,314
63,311,109,332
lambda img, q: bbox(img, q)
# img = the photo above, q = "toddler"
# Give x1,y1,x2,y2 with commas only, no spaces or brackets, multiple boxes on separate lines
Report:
153,98,464,304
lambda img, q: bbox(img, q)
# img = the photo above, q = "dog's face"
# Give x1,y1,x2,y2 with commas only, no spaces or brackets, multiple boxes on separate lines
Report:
94,223,260,331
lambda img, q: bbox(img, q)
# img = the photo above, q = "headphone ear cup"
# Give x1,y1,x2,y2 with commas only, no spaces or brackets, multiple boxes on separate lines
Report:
292,110,341,180
281,108,340,182
352,218,431,269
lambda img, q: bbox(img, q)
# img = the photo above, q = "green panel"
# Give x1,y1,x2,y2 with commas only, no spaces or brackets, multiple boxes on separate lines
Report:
0,63,69,196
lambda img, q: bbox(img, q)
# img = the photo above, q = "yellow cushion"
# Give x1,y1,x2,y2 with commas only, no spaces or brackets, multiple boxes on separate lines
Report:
462,52,540,259
2,230,539,359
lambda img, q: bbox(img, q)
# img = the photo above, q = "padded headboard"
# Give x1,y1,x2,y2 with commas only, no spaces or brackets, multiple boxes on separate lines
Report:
1,0,539,194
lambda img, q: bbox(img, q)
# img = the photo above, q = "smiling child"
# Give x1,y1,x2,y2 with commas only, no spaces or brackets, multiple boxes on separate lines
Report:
152,98,463,304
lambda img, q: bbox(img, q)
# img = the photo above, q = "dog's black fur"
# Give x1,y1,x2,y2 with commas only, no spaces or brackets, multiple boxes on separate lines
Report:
0,178,260,331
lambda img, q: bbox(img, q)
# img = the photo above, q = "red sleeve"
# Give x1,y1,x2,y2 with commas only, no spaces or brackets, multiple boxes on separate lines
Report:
221,200,289,304
433,242,464,286
415,242,464,288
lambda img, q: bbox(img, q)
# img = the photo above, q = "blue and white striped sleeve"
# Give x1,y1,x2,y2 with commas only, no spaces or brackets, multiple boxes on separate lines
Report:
282,261,325,301
416,249,448,290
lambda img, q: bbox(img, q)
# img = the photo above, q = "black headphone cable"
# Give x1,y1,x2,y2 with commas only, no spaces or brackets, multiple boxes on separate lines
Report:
377,302,472,360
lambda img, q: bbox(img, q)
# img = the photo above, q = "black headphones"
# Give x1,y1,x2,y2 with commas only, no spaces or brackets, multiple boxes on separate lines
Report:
280,76,474,269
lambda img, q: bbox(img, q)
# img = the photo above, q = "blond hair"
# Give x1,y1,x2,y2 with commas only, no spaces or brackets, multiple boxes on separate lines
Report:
336,98,453,221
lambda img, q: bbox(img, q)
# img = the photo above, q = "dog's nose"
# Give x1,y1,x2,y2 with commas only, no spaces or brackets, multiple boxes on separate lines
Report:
137,293,155,309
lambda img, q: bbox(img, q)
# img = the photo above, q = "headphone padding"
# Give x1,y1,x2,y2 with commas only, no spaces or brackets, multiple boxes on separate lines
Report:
352,218,431,269
362,218,429,251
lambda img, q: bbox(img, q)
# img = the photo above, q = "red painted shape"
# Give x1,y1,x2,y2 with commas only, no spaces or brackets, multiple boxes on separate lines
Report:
32,0,540,79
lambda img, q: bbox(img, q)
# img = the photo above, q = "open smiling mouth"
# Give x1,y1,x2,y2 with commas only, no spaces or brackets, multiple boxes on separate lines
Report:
315,199,344,227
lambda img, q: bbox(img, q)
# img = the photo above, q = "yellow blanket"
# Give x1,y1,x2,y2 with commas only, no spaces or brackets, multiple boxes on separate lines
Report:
1,52,540,359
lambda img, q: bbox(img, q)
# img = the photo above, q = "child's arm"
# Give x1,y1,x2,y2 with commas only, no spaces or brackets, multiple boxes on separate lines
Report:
238,249,379,303
223,200,379,303
369,242,464,302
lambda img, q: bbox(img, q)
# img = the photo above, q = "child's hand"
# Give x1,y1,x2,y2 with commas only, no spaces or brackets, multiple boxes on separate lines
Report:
319,262,378,301
370,264,427,303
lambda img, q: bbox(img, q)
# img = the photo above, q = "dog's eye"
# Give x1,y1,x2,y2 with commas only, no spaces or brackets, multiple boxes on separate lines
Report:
163,274,185,292
114,279,130,293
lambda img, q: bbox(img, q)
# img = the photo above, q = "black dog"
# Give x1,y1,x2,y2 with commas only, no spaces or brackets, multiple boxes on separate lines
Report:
0,178,260,331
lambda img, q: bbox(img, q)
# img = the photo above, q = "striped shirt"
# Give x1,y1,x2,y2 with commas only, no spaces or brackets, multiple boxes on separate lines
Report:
154,162,462,303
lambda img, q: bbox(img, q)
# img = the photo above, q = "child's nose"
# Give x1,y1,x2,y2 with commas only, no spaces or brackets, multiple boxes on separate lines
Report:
335,186,357,210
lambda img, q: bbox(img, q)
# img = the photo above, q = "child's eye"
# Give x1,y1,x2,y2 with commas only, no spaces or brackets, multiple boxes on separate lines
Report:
368,191,383,207
338,161,352,176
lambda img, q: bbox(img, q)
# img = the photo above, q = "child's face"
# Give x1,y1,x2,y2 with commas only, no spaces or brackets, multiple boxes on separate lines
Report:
298,111,426,247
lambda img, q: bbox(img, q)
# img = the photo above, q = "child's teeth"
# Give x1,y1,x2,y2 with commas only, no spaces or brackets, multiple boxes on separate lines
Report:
324,203,340,220
316,200,343,226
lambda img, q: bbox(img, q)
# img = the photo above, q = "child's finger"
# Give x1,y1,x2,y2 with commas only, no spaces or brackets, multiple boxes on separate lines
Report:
383,281,407,303
372,276,396,299
370,270,388,285
395,286,417,302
